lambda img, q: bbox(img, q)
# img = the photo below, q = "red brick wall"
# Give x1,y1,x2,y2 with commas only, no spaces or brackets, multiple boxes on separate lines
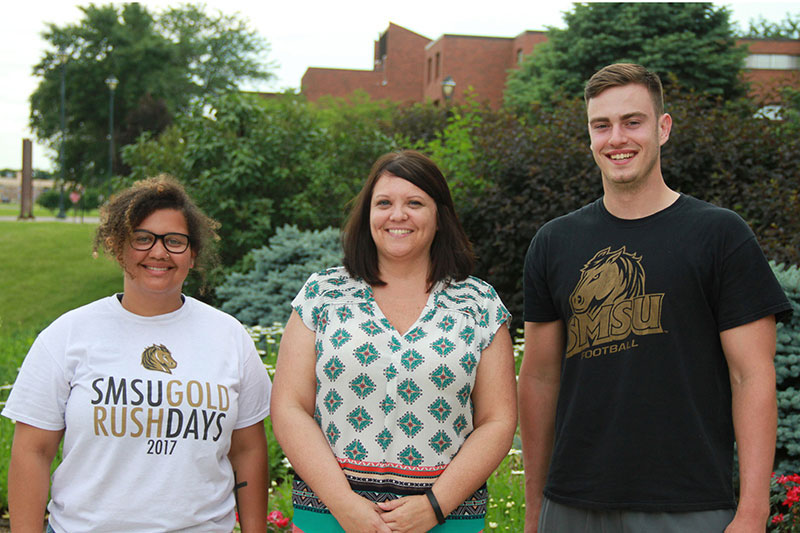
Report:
301,68,386,101
302,23,430,103
738,39,800,102
423,35,517,108
741,39,800,55
509,31,549,69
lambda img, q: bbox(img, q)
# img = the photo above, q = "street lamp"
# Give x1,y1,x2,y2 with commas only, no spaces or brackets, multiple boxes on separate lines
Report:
105,75,118,201
441,76,456,103
56,48,68,219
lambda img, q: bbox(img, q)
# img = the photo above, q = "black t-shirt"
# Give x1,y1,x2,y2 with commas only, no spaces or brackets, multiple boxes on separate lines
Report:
523,194,792,512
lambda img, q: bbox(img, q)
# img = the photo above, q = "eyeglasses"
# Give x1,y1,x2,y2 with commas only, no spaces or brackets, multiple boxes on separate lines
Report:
130,230,191,254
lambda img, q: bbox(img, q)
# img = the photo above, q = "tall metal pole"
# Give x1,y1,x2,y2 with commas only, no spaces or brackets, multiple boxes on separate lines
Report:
56,49,67,219
105,75,118,202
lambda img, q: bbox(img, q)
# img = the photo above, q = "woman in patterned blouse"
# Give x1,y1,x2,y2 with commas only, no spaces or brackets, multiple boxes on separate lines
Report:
271,150,517,533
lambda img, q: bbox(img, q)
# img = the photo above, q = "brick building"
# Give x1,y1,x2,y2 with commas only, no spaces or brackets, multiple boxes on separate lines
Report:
301,23,800,108
740,38,800,102
302,24,432,103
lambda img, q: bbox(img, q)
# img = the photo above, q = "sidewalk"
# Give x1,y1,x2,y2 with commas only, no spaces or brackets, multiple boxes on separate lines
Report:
0,215,99,223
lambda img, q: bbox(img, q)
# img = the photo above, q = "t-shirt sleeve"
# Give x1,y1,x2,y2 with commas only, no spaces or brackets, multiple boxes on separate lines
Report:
234,326,272,429
1,331,70,431
477,282,512,352
523,230,559,323
717,232,792,331
291,271,325,332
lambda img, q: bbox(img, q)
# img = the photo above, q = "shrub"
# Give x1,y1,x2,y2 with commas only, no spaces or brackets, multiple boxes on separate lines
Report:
770,473,800,532
773,262,800,475
216,225,342,327
35,188,61,212
454,91,800,330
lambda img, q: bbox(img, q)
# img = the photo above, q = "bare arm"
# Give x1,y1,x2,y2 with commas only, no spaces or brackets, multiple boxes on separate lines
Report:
270,311,391,533
721,315,777,533
378,324,518,533
228,421,269,532
518,320,564,533
8,422,63,533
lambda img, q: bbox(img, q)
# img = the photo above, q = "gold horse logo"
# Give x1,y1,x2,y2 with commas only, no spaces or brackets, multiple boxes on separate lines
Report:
570,246,645,317
141,344,177,374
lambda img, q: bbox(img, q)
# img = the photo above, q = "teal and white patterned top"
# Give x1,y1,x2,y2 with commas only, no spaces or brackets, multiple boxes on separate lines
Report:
290,266,511,532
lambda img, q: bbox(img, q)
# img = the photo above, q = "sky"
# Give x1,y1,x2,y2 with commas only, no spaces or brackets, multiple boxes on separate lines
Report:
1,0,798,171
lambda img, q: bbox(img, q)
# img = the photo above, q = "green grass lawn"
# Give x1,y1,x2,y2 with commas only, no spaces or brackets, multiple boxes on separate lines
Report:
0,202,99,218
0,221,120,510
0,221,120,331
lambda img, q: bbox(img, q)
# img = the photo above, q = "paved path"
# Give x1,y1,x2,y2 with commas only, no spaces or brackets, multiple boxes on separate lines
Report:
0,215,99,223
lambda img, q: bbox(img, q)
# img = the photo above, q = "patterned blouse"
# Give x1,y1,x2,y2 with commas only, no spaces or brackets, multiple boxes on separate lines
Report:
290,267,511,533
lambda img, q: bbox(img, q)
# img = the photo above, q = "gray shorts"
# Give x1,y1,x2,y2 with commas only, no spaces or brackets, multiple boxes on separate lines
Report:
539,496,736,533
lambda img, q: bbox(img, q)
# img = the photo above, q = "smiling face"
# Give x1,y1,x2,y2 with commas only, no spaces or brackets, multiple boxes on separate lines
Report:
121,208,195,315
587,83,672,192
369,172,438,267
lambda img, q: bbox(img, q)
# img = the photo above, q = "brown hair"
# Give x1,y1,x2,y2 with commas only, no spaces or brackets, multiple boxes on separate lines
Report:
93,174,219,286
584,63,665,117
342,150,474,288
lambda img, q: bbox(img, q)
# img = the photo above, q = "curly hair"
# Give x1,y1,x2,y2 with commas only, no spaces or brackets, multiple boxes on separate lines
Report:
93,175,219,287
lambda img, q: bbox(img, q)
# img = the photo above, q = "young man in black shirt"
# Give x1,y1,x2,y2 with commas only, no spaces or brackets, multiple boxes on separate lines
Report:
520,63,792,532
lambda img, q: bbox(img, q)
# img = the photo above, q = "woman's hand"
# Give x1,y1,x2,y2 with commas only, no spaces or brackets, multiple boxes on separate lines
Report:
329,491,393,533
377,495,439,533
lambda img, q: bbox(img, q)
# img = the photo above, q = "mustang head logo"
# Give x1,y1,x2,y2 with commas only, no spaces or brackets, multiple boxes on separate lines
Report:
570,246,645,317
141,344,177,374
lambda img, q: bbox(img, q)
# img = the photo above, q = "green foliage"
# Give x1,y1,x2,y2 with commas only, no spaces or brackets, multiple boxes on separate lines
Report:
123,92,394,267
30,2,272,188
505,2,747,111
661,90,800,266
743,13,800,39
389,101,449,146
421,97,489,205
35,188,62,212
773,263,800,475
775,88,800,136
217,225,342,327
458,99,598,328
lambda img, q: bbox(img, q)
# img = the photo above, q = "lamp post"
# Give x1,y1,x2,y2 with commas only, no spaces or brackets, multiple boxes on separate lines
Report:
105,75,118,202
56,48,68,219
441,75,456,103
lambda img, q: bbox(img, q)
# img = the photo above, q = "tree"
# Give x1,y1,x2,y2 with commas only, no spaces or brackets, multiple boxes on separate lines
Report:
505,3,747,111
742,13,800,39
29,3,272,191
122,92,395,269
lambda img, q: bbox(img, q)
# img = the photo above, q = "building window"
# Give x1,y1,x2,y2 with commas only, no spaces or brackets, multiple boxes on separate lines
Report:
517,48,523,65
435,52,440,79
428,58,432,83
745,54,800,70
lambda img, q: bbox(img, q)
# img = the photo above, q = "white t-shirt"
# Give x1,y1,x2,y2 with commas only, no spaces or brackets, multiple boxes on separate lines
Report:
2,295,272,533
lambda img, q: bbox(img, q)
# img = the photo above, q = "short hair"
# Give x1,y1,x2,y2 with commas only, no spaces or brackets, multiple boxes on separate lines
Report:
584,63,665,117
342,150,474,288
93,174,219,286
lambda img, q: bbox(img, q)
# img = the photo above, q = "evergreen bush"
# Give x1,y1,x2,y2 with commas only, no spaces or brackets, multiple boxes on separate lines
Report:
216,225,342,327
773,262,800,474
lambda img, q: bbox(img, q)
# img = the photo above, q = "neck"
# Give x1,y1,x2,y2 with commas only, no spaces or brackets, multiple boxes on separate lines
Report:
120,290,184,317
602,176,679,220
376,255,432,290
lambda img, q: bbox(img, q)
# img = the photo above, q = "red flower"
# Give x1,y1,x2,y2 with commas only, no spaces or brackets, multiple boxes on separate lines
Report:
268,510,290,528
783,486,800,507
772,513,785,524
